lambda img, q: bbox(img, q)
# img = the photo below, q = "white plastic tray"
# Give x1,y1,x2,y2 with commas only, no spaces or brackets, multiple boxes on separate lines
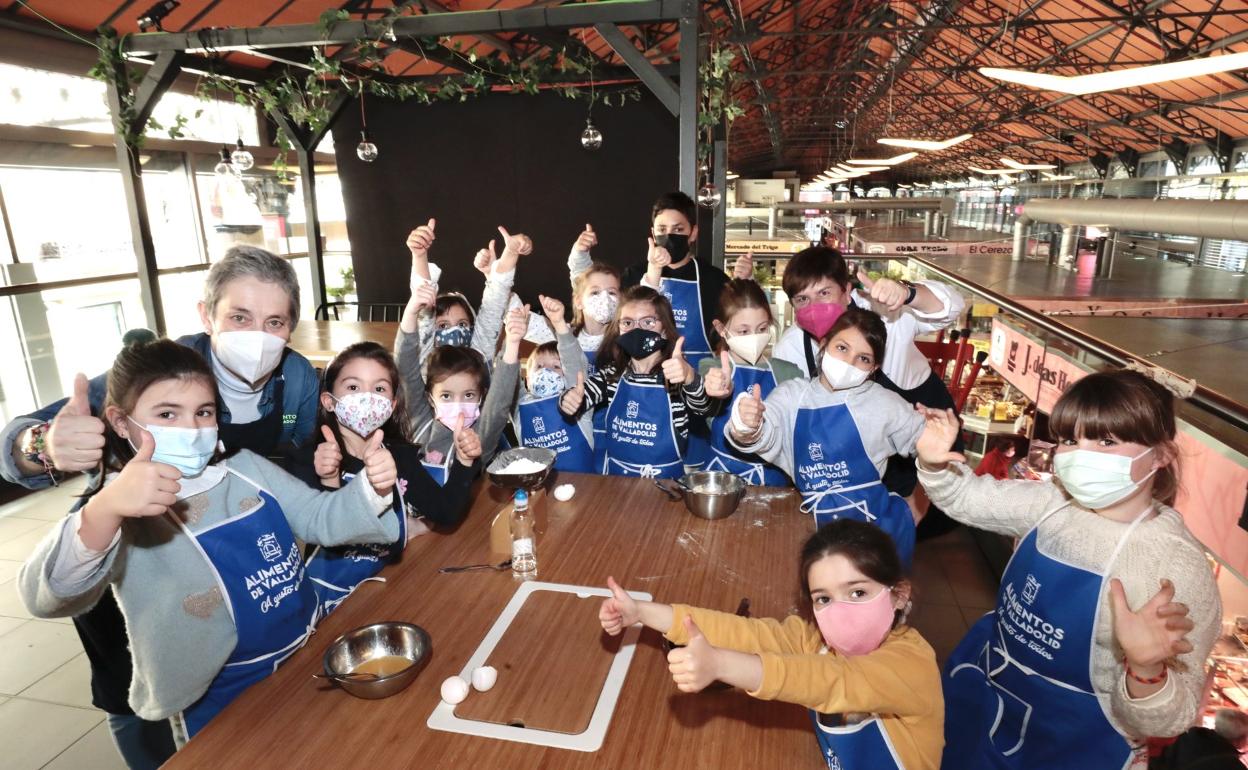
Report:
425,581,651,752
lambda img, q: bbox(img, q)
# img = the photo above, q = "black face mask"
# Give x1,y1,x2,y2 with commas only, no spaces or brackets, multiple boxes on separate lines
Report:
616,329,665,359
654,233,690,263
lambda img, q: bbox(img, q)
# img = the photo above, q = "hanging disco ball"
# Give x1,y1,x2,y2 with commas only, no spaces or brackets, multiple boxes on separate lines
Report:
230,138,254,172
580,120,603,150
697,183,722,209
356,130,379,162
213,147,239,178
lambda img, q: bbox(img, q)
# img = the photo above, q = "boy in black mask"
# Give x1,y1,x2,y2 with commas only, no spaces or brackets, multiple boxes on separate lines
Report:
621,191,729,373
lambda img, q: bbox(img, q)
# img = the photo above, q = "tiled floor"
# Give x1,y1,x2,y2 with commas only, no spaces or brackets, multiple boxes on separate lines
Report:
0,478,1001,768
0,477,126,770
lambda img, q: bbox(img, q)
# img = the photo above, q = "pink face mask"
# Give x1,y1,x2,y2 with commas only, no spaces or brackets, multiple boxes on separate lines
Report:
795,301,846,340
434,401,480,431
813,586,896,656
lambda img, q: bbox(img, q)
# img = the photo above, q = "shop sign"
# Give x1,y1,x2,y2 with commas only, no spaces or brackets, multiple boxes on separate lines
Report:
989,317,1091,412
725,239,809,254
1018,297,1248,319
858,239,1048,257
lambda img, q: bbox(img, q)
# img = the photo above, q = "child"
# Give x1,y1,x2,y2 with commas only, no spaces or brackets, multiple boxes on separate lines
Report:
621,192,729,371
698,279,803,487
728,306,924,566
513,295,593,473
558,286,711,479
17,340,400,744
285,342,481,616
600,519,944,770
399,304,525,484
402,218,531,365
915,369,1219,769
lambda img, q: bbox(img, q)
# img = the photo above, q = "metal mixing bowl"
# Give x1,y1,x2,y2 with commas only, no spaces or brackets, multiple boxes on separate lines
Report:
678,471,747,520
321,621,431,699
487,447,556,491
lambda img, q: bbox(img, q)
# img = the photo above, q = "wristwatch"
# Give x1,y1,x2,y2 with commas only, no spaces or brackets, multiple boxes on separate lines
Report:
898,280,919,306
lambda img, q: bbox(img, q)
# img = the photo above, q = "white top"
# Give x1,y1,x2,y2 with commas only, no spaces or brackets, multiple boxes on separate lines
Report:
772,280,965,390
917,462,1222,741
211,351,264,423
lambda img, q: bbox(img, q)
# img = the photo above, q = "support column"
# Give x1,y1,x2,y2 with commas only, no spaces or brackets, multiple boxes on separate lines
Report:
938,213,949,238
1092,236,1109,277
768,206,777,238
1059,224,1078,270
1103,229,1118,278
1011,218,1030,261
677,0,699,196
711,134,726,268
923,211,933,237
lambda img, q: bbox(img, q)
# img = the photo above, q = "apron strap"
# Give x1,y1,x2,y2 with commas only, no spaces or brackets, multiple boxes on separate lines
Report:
798,481,884,516
802,331,819,378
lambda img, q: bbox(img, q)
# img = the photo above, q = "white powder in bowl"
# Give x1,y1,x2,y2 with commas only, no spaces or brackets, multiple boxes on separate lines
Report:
494,458,548,475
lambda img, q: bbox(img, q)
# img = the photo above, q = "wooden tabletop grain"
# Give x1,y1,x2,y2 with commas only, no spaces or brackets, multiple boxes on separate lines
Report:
166,474,823,769
288,320,399,366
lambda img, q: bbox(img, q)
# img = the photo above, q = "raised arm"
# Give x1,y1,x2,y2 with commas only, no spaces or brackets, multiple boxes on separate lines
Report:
567,223,596,284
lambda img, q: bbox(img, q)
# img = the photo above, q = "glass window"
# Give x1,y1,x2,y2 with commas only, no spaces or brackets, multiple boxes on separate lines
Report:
143,151,206,268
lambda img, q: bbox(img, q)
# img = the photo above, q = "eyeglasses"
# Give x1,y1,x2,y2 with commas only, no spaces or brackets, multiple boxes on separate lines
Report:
618,316,660,332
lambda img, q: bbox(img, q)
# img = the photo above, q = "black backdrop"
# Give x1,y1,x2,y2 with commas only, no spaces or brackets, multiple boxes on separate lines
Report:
332,89,688,307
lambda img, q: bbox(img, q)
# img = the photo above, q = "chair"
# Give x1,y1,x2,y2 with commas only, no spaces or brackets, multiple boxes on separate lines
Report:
915,328,990,412
315,301,406,322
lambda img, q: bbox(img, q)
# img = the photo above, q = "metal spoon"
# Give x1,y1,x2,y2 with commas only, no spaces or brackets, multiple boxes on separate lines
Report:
652,479,681,501
313,671,380,682
438,559,513,573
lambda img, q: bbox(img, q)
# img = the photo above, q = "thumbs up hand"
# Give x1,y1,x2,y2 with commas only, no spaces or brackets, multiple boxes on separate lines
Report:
362,430,396,497
496,226,532,275
101,428,181,519
599,575,641,636
704,350,734,399
732,251,754,280
452,413,482,466
858,267,909,313
314,424,343,487
667,616,720,693
406,218,436,260
560,371,586,416
45,373,106,472
661,336,694,385
474,240,496,278
574,223,597,253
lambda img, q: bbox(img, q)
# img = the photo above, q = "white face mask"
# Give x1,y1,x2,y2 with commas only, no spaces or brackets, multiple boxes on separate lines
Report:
583,292,619,325
1053,447,1156,509
127,416,219,478
725,331,770,365
331,391,394,438
821,353,870,390
213,330,286,385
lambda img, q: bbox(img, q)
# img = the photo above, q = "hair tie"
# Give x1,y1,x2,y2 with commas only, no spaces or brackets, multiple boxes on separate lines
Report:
1123,360,1196,399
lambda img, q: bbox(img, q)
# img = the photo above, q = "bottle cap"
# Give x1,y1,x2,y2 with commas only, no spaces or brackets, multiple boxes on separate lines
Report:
514,489,528,505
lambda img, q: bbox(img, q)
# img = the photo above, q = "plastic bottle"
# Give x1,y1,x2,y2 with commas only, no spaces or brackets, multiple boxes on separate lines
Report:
510,489,536,578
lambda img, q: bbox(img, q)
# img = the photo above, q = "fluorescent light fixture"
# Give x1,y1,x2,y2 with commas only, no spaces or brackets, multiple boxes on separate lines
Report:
968,165,1021,176
726,172,739,180
849,166,890,173
979,50,1248,95
913,182,929,188
1001,157,1057,171
1041,171,1076,181
878,134,973,151
836,163,856,173
844,152,918,166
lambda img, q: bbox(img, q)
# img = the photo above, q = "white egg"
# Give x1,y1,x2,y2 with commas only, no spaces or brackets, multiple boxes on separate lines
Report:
553,483,575,502
471,665,498,692
440,675,470,704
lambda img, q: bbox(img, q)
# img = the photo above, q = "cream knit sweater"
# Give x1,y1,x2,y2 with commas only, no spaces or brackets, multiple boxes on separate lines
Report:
917,462,1221,741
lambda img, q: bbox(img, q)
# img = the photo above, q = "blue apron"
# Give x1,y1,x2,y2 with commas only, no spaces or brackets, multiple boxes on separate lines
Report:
705,363,789,487
601,375,684,479
177,468,318,738
659,262,713,469
791,397,915,568
811,711,906,770
584,348,610,472
421,447,453,487
942,506,1149,769
303,469,406,618
517,394,595,473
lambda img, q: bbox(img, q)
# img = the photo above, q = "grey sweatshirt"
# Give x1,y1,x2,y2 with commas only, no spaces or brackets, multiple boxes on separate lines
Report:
17,450,399,721
395,327,519,466
513,330,592,443
728,376,925,480
917,462,1222,742
416,262,514,367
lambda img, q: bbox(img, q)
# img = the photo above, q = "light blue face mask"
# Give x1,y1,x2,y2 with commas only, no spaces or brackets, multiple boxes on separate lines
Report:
128,416,219,478
435,325,472,348
530,367,566,399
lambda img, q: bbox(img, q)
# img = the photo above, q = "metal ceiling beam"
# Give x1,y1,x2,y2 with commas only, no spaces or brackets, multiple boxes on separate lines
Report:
421,0,517,58
123,1,685,54
594,22,678,115
718,0,781,164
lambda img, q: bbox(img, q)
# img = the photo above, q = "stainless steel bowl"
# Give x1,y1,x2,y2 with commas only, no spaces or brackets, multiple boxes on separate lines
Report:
678,471,747,520
487,447,556,491
321,622,431,699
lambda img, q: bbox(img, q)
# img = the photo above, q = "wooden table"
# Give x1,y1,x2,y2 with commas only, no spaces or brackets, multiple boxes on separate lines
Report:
167,475,823,769
289,320,399,366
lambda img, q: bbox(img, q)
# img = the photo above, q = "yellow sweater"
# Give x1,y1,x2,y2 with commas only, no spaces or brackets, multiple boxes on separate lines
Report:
666,604,944,770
